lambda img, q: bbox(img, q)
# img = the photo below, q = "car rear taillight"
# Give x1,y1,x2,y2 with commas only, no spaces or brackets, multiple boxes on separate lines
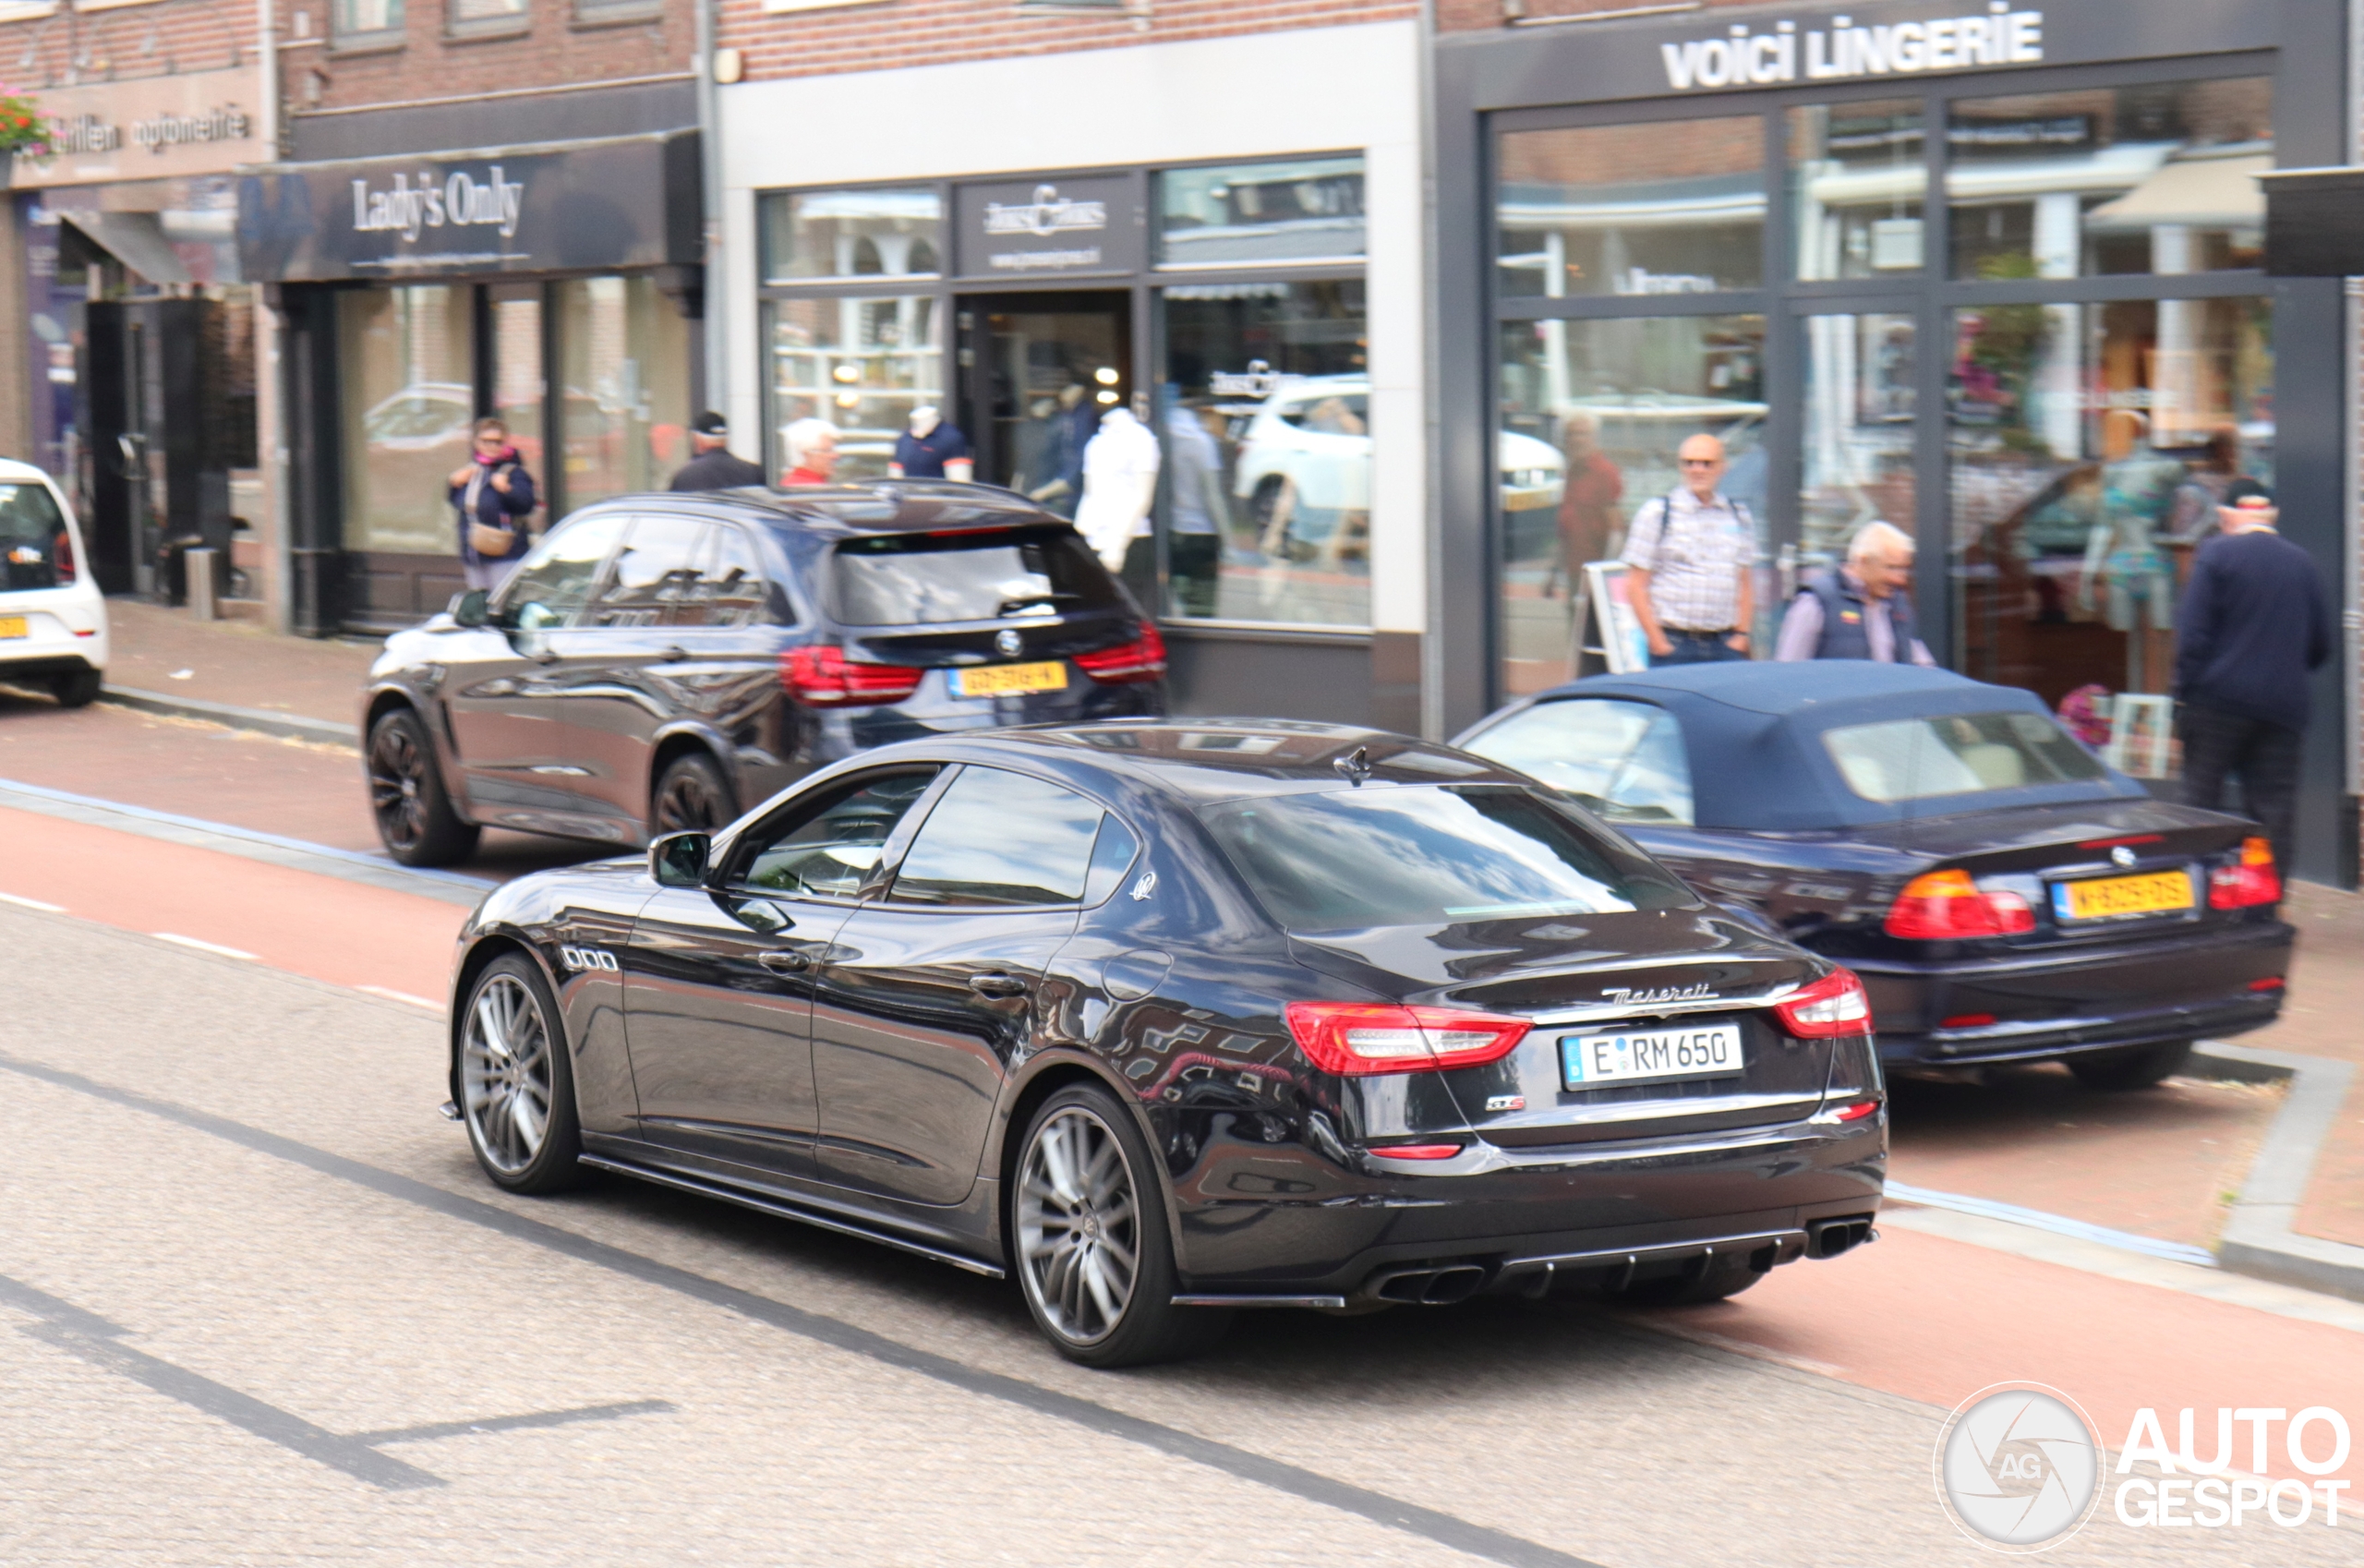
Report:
1832,1098,1883,1123
1369,1143,1466,1160
781,645,924,708
1283,1001,1530,1076
1771,969,1872,1038
2208,836,2281,910
1884,868,2036,939
1074,623,1167,684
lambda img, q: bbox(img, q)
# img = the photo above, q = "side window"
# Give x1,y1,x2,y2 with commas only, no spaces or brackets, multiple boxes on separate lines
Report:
1081,814,1142,906
498,513,629,626
586,516,714,629
1461,698,1695,826
734,770,943,899
701,525,775,628
890,767,1106,907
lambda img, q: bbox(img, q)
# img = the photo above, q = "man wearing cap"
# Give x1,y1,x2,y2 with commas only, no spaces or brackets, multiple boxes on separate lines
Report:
2173,490,2334,872
669,412,767,492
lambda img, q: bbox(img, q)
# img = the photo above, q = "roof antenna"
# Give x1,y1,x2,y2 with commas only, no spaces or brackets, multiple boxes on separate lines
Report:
1334,745,1372,786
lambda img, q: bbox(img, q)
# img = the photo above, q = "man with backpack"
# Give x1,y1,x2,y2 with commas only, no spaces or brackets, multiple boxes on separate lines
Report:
1621,433,1755,666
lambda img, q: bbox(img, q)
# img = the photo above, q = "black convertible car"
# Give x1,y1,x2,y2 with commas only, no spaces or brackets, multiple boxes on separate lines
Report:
1456,663,2292,1088
447,720,1885,1366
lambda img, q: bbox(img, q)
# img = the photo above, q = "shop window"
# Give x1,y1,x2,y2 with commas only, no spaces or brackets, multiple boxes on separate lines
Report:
338,285,473,557
765,294,942,483
1801,312,1916,575
1791,101,1926,280
761,189,943,284
557,276,693,510
1497,117,1764,299
1157,158,1365,269
1947,78,2273,282
1947,295,2274,744
332,0,403,40
448,0,525,34
1160,280,1369,628
1495,314,1767,694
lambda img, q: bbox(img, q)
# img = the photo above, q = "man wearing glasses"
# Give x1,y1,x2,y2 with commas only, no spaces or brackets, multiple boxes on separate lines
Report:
1620,433,1755,667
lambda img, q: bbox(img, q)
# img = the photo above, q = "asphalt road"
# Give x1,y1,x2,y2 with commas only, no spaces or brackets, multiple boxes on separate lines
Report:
6,901,2363,1566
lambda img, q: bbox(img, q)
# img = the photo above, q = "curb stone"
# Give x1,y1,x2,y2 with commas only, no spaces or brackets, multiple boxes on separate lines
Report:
103,685,359,746
2189,1040,2364,1302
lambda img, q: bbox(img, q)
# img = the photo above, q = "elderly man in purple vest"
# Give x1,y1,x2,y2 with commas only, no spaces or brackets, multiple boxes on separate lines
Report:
1775,520,1936,665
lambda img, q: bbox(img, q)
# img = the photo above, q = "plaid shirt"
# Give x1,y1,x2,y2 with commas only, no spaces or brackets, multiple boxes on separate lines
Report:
1621,487,1752,632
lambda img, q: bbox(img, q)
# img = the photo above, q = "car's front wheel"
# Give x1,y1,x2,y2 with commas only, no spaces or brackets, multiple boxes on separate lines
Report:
2068,1040,2192,1091
458,954,584,1194
652,751,737,838
368,706,479,866
1014,1083,1229,1368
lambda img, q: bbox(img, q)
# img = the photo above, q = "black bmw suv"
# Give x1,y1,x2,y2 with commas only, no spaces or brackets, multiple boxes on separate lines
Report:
360,482,1168,865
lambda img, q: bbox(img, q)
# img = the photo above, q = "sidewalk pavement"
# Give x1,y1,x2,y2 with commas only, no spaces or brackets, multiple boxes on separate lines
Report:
102,597,380,735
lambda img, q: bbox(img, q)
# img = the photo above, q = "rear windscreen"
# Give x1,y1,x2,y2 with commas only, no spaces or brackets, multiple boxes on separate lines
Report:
831,527,1123,626
1199,784,1695,933
1821,711,2106,802
0,482,71,589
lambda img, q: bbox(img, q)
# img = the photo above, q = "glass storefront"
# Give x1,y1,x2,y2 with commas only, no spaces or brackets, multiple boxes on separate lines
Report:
764,293,943,483
1490,65,2279,755
338,285,475,557
558,276,694,507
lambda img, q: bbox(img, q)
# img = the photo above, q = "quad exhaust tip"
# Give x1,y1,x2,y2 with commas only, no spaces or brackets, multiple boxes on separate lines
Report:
1370,1263,1490,1306
1805,1215,1877,1260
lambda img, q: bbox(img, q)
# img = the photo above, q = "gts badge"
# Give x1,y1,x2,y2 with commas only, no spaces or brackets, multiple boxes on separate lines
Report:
1485,1094,1526,1113
1601,982,1714,1006
557,945,620,974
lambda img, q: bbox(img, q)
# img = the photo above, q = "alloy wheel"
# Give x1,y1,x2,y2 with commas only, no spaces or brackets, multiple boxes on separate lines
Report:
462,974,553,1176
656,768,724,833
368,724,428,852
1017,1106,1140,1345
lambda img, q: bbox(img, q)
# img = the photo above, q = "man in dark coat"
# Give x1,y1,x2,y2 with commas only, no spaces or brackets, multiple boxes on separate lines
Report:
2173,491,2334,872
669,411,766,492
449,416,537,591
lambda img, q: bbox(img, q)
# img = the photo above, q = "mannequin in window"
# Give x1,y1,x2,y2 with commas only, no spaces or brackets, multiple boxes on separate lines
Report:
889,405,973,483
1076,405,1161,573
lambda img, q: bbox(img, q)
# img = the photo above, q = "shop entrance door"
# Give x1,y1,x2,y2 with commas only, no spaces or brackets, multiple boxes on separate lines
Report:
956,292,1130,518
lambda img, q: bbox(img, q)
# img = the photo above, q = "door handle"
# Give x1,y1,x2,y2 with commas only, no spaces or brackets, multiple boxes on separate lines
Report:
968,971,1029,998
758,950,811,973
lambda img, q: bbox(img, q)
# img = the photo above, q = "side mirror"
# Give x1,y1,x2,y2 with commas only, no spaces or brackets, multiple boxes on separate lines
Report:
451,588,490,628
651,831,712,888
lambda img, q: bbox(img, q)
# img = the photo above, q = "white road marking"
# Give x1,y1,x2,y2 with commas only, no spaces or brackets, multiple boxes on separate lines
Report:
0,890,66,911
356,984,440,1012
151,933,259,961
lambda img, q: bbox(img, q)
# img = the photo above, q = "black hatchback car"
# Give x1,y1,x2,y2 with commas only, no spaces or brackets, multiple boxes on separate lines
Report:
446,720,1886,1367
361,482,1167,865
1455,663,2294,1089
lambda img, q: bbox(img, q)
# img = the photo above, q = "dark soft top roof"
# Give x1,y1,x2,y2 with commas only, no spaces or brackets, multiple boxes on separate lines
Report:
1506,663,2146,830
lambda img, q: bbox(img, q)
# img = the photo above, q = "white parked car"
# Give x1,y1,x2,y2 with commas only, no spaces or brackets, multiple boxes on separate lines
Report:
0,457,106,707
1231,376,1565,558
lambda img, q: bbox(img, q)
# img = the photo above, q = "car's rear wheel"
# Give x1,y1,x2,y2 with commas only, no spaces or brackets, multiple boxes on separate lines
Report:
458,954,584,1194
50,667,101,708
368,707,479,866
1014,1084,1229,1368
1598,1252,1765,1308
2067,1040,2192,1091
652,751,737,837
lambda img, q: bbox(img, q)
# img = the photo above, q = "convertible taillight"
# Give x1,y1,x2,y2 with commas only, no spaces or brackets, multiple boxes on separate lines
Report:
1283,1002,1530,1076
2208,836,2281,910
1770,969,1872,1038
781,645,924,707
1884,868,2035,939
1075,623,1167,684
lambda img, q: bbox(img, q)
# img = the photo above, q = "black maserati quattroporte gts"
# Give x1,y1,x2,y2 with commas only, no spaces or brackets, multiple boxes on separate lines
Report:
446,721,1886,1365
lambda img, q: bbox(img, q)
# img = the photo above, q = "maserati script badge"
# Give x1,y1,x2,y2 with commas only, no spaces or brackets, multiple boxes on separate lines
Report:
1600,982,1716,1006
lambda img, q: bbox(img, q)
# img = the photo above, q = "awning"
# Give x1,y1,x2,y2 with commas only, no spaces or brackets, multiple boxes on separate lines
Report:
2084,150,2269,232
2262,165,2364,275
60,211,193,284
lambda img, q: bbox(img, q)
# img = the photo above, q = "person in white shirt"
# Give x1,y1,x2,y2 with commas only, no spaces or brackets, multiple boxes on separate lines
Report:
1075,406,1162,573
1620,433,1755,665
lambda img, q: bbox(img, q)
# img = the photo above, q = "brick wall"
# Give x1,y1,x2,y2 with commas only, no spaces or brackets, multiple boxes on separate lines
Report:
2,0,253,89
1436,0,1753,37
283,0,693,115
718,0,1413,83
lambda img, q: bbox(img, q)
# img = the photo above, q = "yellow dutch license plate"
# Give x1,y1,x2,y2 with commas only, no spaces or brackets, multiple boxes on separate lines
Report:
2056,870,2195,923
0,617,26,639
951,660,1067,699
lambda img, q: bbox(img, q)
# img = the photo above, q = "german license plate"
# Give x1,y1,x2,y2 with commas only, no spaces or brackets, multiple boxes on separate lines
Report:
949,660,1067,698
1561,1021,1744,1090
2054,870,2194,923
0,617,25,639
